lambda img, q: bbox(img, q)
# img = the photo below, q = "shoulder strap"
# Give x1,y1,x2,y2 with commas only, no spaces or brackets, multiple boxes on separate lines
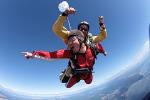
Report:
86,33,93,45
68,53,79,69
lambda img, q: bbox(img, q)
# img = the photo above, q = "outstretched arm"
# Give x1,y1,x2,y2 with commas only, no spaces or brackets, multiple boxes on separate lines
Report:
92,16,107,43
22,49,72,60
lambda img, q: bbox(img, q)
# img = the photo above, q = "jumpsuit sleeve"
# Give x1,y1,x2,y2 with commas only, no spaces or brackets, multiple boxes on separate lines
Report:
52,15,69,43
91,28,107,43
96,43,105,53
32,49,72,59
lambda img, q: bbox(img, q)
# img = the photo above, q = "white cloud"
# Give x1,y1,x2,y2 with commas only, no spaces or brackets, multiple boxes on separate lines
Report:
127,40,149,68
104,40,150,83
134,40,149,64
118,40,149,71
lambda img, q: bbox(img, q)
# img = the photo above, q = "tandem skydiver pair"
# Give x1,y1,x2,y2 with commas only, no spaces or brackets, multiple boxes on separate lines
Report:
22,3,107,88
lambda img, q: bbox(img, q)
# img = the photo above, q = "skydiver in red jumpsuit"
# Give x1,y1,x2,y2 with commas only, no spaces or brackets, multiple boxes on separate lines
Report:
22,30,106,88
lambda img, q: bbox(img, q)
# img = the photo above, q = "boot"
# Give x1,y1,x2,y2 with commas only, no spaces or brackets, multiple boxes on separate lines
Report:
59,66,72,83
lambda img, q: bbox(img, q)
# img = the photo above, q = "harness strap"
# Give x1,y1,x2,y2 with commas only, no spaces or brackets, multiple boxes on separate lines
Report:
68,56,94,82
73,68,92,74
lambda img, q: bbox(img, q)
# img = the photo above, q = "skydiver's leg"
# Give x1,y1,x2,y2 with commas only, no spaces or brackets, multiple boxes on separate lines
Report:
65,75,77,88
84,73,93,84
60,66,72,83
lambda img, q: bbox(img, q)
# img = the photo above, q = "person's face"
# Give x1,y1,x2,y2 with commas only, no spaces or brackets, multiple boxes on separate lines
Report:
67,36,80,53
79,24,89,37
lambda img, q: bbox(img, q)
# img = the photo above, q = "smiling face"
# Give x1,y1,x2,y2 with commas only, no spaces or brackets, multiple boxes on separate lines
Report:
79,24,89,38
67,36,80,53
67,30,86,53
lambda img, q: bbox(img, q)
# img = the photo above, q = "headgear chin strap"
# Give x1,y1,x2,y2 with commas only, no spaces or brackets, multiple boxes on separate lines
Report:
68,30,85,52
68,30,85,43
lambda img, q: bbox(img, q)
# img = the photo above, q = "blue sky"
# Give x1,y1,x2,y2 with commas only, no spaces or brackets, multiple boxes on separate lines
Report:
0,0,150,95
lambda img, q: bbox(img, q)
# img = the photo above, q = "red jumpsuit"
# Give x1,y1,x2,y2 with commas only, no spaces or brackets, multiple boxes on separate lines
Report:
32,43,105,88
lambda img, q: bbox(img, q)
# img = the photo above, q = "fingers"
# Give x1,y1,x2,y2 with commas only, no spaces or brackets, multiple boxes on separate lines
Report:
21,52,33,59
69,7,76,12
98,16,106,30
99,16,103,19
65,7,76,15
98,16,104,23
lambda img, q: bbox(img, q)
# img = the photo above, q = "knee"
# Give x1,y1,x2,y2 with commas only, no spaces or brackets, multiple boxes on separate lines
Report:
84,74,93,84
85,79,92,84
65,84,72,88
65,82,76,88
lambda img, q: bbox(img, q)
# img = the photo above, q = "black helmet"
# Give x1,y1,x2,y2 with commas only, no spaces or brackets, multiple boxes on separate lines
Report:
78,21,90,31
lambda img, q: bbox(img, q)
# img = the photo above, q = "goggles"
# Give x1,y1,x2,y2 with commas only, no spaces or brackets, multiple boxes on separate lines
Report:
79,25,89,32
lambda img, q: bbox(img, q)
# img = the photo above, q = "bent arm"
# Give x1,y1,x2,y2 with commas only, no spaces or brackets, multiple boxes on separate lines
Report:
32,49,72,59
91,28,107,43
91,16,107,43
52,15,69,43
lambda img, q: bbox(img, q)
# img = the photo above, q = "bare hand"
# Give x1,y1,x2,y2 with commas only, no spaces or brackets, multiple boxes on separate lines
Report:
65,7,76,15
98,16,106,29
21,52,33,59
99,16,104,23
